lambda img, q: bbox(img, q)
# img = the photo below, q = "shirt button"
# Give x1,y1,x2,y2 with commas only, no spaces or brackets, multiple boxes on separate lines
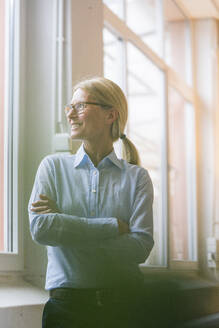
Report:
92,189,96,193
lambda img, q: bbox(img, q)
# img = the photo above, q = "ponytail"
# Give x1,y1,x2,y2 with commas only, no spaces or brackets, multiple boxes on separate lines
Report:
120,134,140,166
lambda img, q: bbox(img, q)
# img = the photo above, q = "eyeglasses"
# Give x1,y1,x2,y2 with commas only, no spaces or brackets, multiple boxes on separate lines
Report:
64,102,111,115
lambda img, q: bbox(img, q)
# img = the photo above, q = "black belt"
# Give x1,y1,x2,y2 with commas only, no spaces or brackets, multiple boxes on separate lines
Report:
49,288,118,306
49,287,136,307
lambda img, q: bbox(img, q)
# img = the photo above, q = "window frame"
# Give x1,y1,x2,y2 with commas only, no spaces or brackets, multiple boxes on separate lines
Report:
103,2,198,271
0,0,23,271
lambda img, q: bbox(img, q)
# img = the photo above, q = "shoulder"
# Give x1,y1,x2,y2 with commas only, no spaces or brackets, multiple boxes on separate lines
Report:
38,153,75,171
120,159,151,180
120,160,153,194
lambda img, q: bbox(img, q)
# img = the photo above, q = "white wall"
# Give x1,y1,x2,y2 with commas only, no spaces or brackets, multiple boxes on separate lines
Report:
23,0,55,287
71,0,103,84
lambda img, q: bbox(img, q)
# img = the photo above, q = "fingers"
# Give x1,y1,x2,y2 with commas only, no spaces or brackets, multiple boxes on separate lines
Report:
31,194,60,214
38,209,53,214
32,200,48,206
31,206,55,214
32,195,52,207
39,194,50,200
31,206,50,212
31,194,52,212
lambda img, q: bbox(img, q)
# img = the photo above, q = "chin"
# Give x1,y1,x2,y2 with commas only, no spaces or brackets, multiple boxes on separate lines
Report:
70,131,80,138
71,135,81,140
70,132,84,141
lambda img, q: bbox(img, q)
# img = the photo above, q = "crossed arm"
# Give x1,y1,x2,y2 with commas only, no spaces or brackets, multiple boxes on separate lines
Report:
31,194,129,235
29,157,154,263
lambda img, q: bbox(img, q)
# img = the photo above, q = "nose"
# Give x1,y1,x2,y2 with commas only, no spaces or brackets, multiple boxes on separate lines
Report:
66,107,78,118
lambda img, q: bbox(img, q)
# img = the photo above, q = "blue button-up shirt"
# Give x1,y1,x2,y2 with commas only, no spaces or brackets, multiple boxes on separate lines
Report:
28,145,154,290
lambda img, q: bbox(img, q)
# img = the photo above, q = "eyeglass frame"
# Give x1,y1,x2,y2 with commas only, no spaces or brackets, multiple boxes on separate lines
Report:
64,102,112,115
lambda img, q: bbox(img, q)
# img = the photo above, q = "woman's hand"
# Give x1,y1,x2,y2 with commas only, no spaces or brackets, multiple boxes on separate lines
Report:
31,194,60,214
117,219,130,235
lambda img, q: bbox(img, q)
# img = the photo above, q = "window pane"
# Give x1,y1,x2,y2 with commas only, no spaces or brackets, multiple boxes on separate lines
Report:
127,42,167,266
126,0,163,56
103,0,125,20
168,87,197,261
103,27,124,88
103,27,125,157
0,0,5,252
164,0,192,85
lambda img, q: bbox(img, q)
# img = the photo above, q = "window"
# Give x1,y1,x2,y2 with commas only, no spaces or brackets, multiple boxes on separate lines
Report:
103,0,197,269
53,0,73,153
168,88,197,262
103,0,164,57
0,0,22,270
103,0,125,20
126,42,167,266
103,27,125,90
126,0,164,56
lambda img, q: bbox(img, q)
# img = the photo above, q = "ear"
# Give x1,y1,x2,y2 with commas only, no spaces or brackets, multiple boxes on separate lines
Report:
105,109,118,125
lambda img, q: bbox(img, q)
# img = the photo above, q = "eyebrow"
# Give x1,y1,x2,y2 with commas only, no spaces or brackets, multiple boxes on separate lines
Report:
70,101,84,106
70,101,112,108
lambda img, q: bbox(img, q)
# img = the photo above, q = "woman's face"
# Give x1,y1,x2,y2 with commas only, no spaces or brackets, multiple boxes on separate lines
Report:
67,88,113,142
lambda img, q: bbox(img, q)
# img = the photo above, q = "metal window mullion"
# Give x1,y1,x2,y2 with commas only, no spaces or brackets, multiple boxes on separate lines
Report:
186,104,197,261
53,0,72,153
57,0,64,132
7,0,15,253
160,72,169,267
185,104,193,260
65,0,72,131
120,35,127,156
51,0,58,140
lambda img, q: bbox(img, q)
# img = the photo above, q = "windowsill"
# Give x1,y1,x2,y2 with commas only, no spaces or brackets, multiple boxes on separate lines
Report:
140,264,199,276
140,266,219,291
0,267,217,309
0,278,49,308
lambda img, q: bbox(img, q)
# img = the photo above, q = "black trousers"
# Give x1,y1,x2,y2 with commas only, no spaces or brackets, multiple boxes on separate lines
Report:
42,287,149,328
42,284,179,328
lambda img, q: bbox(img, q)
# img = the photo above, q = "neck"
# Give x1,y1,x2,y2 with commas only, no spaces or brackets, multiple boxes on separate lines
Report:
83,140,113,167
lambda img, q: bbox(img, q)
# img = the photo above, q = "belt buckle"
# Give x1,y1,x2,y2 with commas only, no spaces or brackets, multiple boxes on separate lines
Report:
96,290,103,307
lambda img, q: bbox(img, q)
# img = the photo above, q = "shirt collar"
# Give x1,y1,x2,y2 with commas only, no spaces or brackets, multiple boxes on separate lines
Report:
73,144,87,168
106,149,123,169
73,144,123,169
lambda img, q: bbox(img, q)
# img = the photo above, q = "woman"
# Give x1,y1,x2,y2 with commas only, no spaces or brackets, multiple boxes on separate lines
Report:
28,77,154,328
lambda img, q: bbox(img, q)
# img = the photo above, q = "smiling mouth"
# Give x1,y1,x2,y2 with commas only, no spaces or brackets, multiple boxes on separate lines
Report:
71,123,82,129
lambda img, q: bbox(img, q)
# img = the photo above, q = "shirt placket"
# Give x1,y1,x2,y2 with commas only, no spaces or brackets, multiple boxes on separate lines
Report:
89,168,99,217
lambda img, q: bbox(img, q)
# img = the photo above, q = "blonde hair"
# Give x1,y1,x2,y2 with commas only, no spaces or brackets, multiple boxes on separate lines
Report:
72,76,140,165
